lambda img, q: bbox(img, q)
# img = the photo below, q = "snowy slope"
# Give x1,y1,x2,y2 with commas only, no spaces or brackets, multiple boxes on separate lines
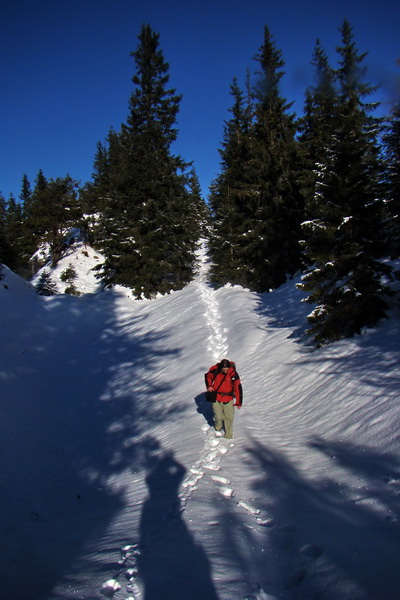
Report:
30,241,104,295
1,245,400,600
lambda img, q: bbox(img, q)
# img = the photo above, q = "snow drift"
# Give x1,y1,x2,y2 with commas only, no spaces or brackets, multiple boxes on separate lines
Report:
1,245,400,600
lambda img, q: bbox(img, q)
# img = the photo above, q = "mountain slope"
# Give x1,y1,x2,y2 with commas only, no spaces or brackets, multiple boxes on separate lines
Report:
1,246,400,600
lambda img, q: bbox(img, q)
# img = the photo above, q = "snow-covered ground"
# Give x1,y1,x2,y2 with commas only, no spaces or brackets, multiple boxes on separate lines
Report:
1,244,400,600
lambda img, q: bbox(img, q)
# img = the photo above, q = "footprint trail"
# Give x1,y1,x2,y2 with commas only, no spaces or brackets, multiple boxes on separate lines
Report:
196,243,228,361
182,243,268,516
103,242,273,599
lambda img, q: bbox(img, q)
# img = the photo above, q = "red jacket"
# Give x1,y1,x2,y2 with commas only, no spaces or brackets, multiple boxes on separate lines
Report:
205,363,243,406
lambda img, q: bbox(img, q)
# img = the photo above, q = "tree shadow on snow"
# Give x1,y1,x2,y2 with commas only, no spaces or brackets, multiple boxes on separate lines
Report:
138,449,219,600
253,275,313,345
244,439,400,599
293,318,400,400
0,289,182,600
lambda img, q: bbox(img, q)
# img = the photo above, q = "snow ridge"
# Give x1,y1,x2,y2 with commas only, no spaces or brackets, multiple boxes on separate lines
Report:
3,240,400,600
106,243,271,599
101,243,238,599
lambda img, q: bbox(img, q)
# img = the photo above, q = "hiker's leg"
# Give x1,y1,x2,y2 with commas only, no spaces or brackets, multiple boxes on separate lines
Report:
222,401,234,438
213,401,224,431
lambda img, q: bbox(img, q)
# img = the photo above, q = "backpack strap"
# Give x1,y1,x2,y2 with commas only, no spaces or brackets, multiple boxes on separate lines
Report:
205,367,227,391
214,372,228,392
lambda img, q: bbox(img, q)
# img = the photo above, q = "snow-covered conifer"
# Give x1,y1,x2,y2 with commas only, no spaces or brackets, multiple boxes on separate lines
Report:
35,270,58,296
298,20,391,345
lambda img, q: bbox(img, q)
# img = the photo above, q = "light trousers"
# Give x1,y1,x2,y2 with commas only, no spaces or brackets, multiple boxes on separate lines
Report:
213,400,234,438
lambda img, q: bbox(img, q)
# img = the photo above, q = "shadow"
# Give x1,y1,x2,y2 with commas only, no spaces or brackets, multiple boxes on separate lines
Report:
0,287,181,599
194,392,214,427
211,489,281,599
293,316,400,398
138,450,219,600
254,272,400,353
244,439,400,599
308,438,400,485
253,274,313,345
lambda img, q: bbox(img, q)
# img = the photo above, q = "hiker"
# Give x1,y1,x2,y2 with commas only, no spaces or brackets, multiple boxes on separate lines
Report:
204,359,243,439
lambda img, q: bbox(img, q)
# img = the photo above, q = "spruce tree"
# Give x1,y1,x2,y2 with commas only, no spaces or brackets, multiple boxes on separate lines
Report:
60,263,80,295
27,170,49,241
96,25,198,298
20,174,32,210
0,193,15,269
298,40,338,220
383,101,400,258
35,270,58,295
4,195,26,273
209,76,256,287
28,173,81,267
298,21,390,345
0,193,6,263
246,27,304,290
17,174,40,274
186,167,210,240
80,133,118,221
210,29,303,292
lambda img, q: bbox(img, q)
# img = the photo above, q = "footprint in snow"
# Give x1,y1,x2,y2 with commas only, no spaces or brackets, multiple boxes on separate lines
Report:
184,424,271,531
108,544,143,598
384,476,400,486
180,425,227,501
100,579,121,597
284,569,307,590
237,500,261,515
236,499,273,527
245,587,280,600
218,486,235,498
202,426,273,524
211,475,231,485
300,543,324,559
256,517,274,527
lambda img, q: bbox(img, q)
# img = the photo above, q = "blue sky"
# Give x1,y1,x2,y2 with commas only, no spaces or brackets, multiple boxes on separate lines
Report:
1,0,399,201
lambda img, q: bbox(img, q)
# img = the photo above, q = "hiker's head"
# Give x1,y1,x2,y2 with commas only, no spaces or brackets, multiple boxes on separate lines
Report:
220,358,231,373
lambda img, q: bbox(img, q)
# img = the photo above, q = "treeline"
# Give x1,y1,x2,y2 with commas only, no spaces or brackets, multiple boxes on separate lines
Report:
0,172,81,279
0,25,208,298
210,21,400,344
1,21,399,345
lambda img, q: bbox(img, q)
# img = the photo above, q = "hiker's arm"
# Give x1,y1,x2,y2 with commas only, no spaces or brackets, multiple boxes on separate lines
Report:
205,370,215,392
234,379,243,407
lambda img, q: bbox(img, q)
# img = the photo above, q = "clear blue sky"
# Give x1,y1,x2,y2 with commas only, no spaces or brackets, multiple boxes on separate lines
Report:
1,0,399,201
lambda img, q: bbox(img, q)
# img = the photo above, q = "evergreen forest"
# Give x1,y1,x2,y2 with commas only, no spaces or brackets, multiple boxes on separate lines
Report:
1,21,400,346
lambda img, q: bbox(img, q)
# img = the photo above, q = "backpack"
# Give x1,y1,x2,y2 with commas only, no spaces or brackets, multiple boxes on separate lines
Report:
206,360,239,383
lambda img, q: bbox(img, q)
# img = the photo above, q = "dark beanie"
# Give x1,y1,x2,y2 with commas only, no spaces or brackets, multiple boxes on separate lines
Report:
220,359,231,368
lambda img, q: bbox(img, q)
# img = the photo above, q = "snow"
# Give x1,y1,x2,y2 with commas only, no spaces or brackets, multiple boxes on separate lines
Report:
1,243,400,600
30,242,104,295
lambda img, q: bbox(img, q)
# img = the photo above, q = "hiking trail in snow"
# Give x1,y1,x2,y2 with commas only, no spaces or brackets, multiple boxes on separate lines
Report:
195,242,228,361
103,243,274,600
178,244,274,600
180,244,267,517
179,243,231,500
